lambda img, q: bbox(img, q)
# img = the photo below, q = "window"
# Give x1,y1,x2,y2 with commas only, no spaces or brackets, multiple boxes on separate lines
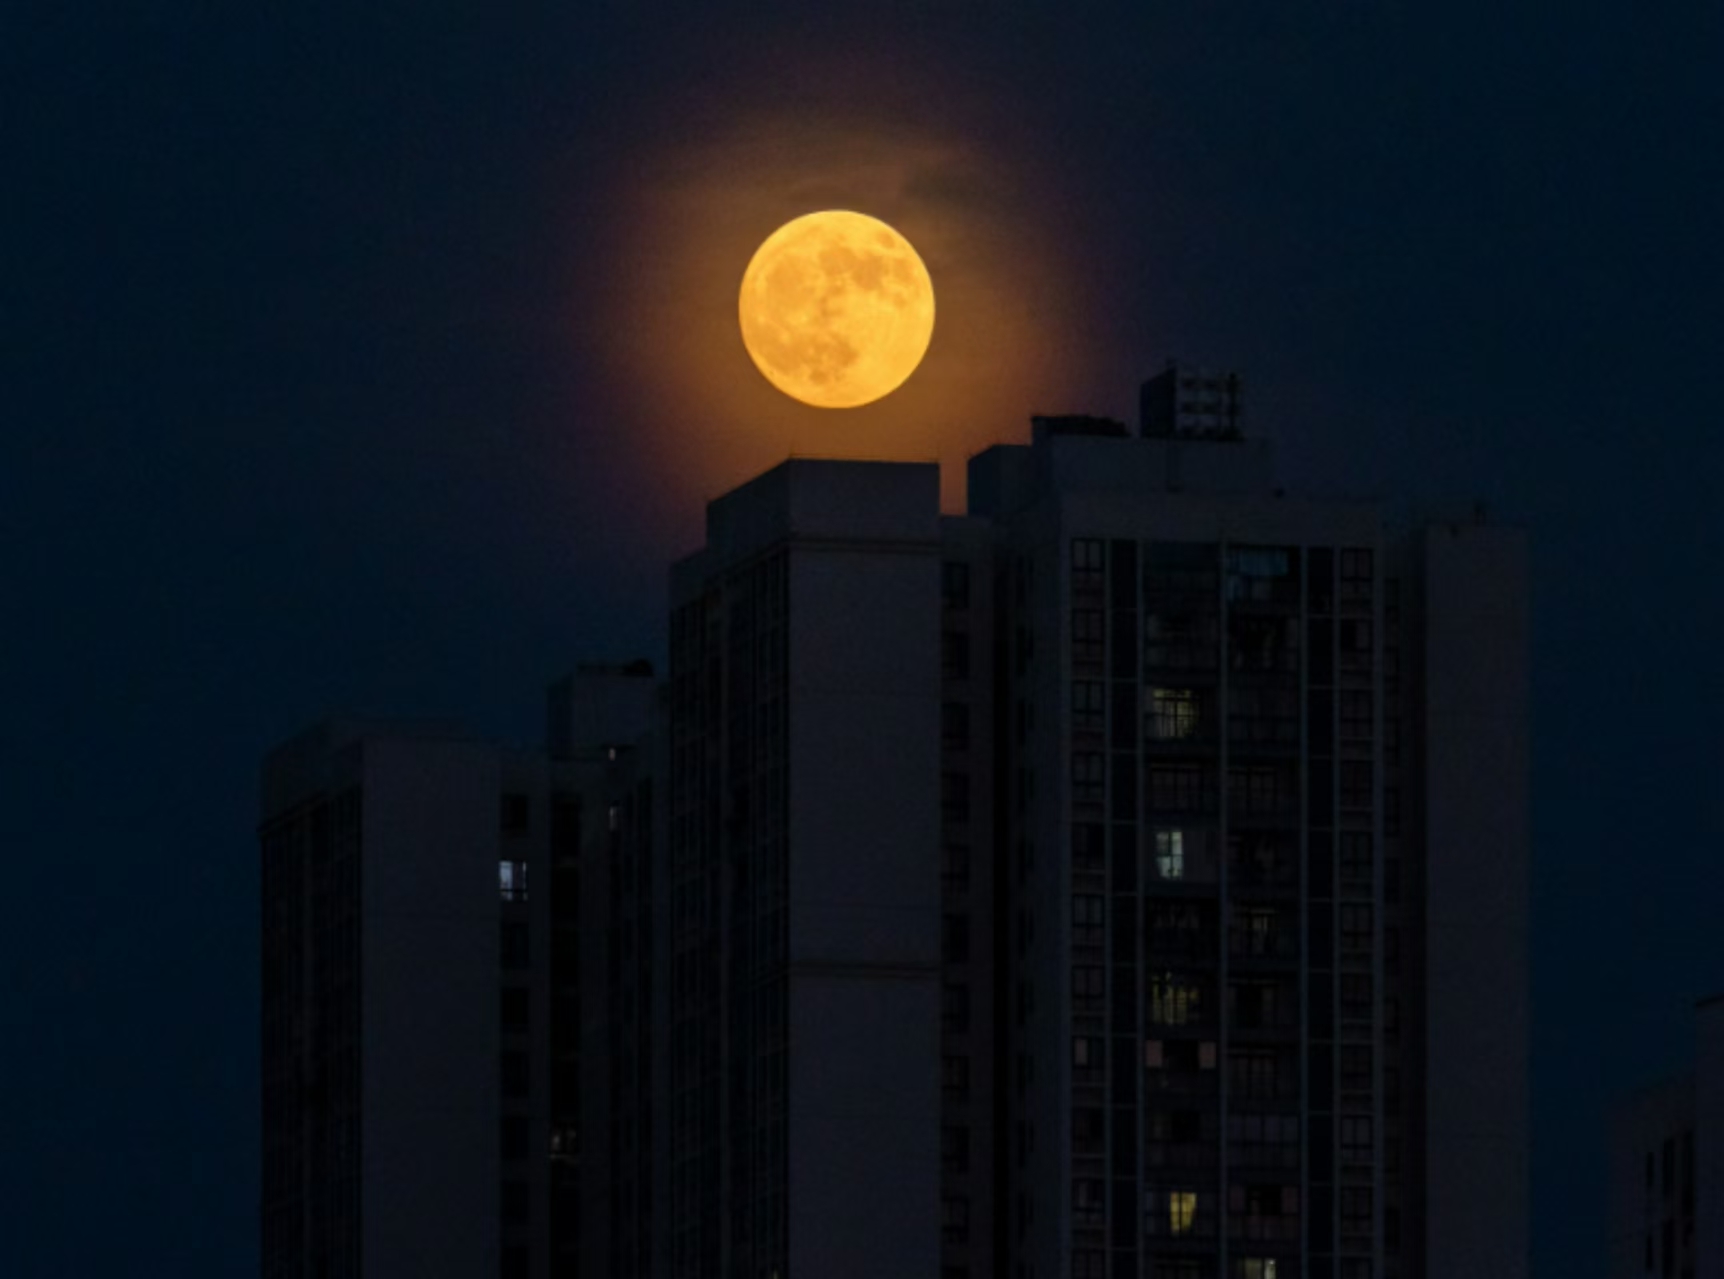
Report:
1072,680,1105,732
1154,829,1185,879
1230,906,1284,959
1072,1035,1103,1075
1149,902,1210,958
1073,1177,1104,1225
1339,618,1373,671
1229,1049,1291,1102
500,793,530,835
1340,904,1372,958
1225,546,1295,604
1072,965,1105,1001
1072,823,1104,871
1073,895,1105,946
1341,1115,1373,1163
502,1245,529,1279
1072,609,1105,664
1142,1188,1204,1239
1228,614,1298,673
499,860,528,902
1228,1114,1300,1169
1340,1044,1372,1094
1145,610,1218,670
1150,972,1205,1026
1238,1261,1279,1279
1230,979,1293,1030
942,560,971,609
1072,753,1105,803
1339,832,1372,886
1229,1183,1299,1242
1072,538,1105,584
1340,547,1373,599
1340,689,1373,741
1074,1250,1106,1279
1229,764,1293,814
1341,973,1372,1022
1148,687,1202,740
501,987,529,1032
1229,686,1298,743
1230,831,1292,888
1340,1186,1373,1241
1151,764,1211,812
1339,760,1373,811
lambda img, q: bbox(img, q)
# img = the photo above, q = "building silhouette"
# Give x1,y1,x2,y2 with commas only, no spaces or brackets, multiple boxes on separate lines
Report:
260,366,1529,1279
1611,996,1724,1279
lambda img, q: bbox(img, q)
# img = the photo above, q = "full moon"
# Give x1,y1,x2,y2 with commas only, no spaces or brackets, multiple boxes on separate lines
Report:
738,210,935,409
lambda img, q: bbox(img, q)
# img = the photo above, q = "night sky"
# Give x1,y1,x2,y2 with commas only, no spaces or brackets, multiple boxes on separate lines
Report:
6,3,1721,1274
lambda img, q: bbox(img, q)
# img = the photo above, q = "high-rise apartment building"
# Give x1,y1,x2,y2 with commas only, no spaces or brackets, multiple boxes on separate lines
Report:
261,366,1529,1279
260,664,654,1279
965,410,1527,1279
660,461,944,1279
260,721,561,1279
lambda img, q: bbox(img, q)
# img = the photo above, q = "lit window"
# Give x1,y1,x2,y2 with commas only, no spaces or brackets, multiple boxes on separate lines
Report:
1150,972,1204,1026
1169,1191,1197,1235
1155,830,1185,879
1148,687,1201,740
499,860,528,902
1240,1261,1278,1279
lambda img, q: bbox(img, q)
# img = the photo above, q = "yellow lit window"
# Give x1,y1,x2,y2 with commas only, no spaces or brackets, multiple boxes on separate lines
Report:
1170,1191,1196,1236
1149,688,1200,740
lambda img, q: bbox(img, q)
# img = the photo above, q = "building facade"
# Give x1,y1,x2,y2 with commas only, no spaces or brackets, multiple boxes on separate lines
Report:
966,413,1528,1279
260,722,560,1279
261,369,1529,1279
661,460,944,1279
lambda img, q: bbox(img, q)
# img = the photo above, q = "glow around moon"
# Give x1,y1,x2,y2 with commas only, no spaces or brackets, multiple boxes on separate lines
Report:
738,210,935,409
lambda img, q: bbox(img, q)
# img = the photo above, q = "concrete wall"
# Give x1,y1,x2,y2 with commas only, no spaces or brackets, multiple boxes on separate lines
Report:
781,463,943,1279
1420,522,1530,1279
360,738,503,1279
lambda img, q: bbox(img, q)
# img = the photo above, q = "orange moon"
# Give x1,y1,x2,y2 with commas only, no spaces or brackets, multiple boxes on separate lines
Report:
738,210,935,409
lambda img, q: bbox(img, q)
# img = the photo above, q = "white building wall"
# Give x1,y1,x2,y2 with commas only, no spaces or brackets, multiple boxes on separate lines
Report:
1419,523,1530,1279
782,468,942,1279
359,738,507,1279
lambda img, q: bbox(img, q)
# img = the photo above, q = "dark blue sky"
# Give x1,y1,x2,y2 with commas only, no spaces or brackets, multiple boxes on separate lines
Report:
5,4,1720,1274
